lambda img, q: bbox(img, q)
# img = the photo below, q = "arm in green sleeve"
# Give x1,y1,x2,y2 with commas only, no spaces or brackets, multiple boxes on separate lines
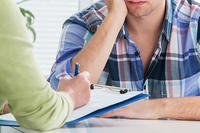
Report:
0,0,74,130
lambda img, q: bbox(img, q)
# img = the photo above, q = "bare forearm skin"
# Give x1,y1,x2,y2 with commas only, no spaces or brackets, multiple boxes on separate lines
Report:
160,97,200,120
72,12,126,83
102,96,200,121
141,97,200,120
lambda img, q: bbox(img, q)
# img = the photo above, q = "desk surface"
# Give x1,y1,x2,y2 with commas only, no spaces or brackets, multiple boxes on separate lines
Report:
1,118,200,133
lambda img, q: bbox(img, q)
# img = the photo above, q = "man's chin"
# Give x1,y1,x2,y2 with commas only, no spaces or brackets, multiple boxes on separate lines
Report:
128,9,153,18
129,12,147,18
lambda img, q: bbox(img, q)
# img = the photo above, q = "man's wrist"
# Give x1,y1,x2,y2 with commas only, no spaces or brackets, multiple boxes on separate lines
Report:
147,99,167,119
107,11,126,23
154,98,168,119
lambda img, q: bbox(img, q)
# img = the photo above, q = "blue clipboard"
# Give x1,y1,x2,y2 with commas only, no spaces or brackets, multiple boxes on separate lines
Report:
65,93,148,125
0,93,148,127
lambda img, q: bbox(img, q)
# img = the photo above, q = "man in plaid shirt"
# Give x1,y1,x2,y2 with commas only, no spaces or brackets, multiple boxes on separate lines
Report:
49,0,200,120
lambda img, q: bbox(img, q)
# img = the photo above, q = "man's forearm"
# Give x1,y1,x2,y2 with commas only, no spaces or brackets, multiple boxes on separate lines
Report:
160,97,200,120
72,12,125,83
102,96,200,121
135,97,200,120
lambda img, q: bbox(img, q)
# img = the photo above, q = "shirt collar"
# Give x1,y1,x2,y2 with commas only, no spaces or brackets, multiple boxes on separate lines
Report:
161,0,173,42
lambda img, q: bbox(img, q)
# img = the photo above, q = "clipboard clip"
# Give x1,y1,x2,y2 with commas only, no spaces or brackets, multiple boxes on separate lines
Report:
90,84,129,94
74,63,129,94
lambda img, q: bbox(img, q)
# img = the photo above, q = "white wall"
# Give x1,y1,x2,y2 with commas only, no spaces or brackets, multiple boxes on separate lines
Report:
79,0,94,10
19,0,93,76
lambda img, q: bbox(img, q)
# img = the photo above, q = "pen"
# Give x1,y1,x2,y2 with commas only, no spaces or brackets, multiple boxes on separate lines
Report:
74,63,80,76
74,63,94,90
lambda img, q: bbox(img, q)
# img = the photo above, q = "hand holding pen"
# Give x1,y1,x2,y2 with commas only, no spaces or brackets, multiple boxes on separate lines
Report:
57,63,91,109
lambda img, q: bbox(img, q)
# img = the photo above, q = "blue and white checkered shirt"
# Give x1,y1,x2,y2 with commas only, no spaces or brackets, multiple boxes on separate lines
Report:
48,0,200,99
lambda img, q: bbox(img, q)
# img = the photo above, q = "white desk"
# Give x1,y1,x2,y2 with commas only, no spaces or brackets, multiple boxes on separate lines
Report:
1,118,200,133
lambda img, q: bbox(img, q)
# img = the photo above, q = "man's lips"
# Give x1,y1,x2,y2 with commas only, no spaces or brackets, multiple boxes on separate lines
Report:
127,1,147,5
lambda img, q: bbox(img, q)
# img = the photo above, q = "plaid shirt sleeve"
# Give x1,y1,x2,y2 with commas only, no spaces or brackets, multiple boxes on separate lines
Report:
48,1,109,89
48,23,93,89
198,18,200,49
197,17,200,54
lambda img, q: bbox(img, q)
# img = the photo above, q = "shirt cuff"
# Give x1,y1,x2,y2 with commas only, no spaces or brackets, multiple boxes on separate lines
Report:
49,58,74,90
57,91,74,111
54,58,74,79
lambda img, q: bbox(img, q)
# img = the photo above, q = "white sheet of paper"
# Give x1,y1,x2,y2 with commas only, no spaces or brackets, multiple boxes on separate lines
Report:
69,88,142,121
0,88,142,122
0,113,16,121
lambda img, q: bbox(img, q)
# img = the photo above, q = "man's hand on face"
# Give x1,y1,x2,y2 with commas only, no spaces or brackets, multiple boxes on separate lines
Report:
105,0,128,19
57,71,91,109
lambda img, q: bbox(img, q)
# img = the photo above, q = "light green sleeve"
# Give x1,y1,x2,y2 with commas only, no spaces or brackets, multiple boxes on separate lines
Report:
0,0,74,131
